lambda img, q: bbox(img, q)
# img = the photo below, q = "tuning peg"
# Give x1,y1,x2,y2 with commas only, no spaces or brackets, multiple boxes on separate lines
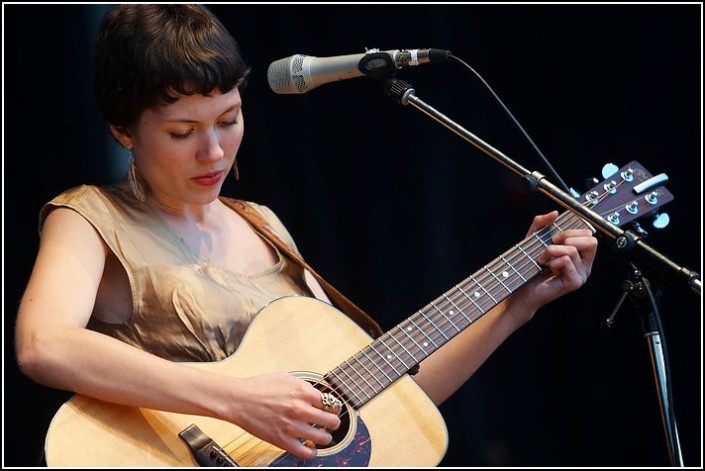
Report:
631,222,650,238
652,212,670,229
602,163,619,179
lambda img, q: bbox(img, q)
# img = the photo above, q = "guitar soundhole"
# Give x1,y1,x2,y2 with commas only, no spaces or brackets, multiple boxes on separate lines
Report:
267,374,372,466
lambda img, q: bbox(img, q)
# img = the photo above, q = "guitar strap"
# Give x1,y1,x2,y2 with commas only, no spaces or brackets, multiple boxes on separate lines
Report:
224,198,383,339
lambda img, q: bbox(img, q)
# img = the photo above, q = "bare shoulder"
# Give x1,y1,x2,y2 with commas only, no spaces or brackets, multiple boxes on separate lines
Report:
39,206,109,267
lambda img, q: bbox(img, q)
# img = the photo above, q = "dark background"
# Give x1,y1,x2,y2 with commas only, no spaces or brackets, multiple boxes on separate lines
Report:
3,4,702,467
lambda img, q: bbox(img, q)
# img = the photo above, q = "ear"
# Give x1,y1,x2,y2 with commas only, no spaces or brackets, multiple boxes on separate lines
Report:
109,125,134,149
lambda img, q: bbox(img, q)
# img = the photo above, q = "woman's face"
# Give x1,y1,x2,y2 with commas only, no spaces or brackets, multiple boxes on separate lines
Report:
126,87,244,208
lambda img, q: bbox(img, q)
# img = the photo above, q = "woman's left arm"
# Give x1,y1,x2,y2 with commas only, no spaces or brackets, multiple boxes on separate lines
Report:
413,211,598,404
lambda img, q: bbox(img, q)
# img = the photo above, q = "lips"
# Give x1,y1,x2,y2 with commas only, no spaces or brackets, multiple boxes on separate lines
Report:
192,170,224,187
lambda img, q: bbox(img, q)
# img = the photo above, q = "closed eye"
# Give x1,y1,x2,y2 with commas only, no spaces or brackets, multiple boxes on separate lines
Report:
220,118,239,127
170,129,193,140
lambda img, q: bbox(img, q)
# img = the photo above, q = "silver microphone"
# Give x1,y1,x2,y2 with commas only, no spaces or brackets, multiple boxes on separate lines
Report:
267,48,451,94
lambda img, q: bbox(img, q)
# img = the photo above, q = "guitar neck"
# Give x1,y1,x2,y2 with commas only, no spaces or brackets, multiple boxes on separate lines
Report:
325,209,590,408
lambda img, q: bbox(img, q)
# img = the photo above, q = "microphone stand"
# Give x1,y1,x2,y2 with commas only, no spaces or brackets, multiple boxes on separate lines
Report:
381,78,700,466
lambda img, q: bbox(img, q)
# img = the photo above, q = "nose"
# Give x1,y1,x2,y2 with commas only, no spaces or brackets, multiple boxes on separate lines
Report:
196,127,225,162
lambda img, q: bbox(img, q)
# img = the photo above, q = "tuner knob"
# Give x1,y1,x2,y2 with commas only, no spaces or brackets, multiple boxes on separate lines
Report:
645,191,659,205
625,201,639,215
632,222,649,238
602,163,619,179
652,212,670,229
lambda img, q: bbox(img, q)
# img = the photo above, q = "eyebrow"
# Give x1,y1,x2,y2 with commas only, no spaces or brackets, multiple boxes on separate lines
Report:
164,103,242,124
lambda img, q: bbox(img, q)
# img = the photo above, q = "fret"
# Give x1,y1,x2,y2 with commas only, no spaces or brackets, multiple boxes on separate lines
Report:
430,300,461,333
418,309,450,341
532,230,551,250
444,294,474,330
442,294,466,323
359,349,393,385
516,242,542,270
552,221,565,233
349,353,382,394
500,255,527,282
388,327,420,365
501,250,537,291
338,360,372,401
369,343,402,376
327,368,365,405
379,336,410,370
408,317,439,349
468,274,497,304
398,321,432,356
456,283,483,314
484,264,512,293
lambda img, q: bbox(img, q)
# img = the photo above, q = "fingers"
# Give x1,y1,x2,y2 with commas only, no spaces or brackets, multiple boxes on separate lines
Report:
530,226,597,294
552,230,598,264
313,391,342,429
526,210,559,235
289,390,344,459
271,394,341,459
544,231,597,271
291,420,335,446
526,213,597,263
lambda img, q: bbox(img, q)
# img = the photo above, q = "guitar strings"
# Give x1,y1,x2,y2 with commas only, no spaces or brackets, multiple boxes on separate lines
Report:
231,172,642,464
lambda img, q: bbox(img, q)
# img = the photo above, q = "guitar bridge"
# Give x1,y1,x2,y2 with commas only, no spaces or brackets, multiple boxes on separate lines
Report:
179,423,238,467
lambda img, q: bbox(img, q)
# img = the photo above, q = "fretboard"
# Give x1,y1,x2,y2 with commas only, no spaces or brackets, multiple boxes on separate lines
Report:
325,210,590,409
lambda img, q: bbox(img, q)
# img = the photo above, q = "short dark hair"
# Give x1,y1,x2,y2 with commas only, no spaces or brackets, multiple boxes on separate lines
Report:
93,4,250,128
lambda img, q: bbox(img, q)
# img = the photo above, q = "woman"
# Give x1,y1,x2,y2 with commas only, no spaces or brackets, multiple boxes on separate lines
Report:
15,4,597,463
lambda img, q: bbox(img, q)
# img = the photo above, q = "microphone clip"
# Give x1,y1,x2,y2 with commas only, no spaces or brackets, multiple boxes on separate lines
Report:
358,50,397,80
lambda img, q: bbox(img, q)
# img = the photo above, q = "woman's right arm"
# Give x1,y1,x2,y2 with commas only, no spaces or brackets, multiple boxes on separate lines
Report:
15,208,338,459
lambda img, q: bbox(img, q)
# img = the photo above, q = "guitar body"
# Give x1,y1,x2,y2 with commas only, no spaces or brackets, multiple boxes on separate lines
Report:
44,296,448,467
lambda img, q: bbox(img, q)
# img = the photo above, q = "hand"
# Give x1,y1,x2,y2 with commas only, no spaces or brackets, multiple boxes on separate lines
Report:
507,210,598,323
228,372,342,459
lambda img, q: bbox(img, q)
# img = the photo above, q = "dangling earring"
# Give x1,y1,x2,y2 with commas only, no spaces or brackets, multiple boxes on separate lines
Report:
127,149,146,203
232,158,240,181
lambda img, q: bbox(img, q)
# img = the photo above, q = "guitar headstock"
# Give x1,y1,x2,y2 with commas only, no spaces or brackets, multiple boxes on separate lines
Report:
579,161,674,230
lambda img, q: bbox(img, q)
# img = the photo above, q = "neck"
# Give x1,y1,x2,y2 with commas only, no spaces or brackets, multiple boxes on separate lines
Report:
145,192,220,226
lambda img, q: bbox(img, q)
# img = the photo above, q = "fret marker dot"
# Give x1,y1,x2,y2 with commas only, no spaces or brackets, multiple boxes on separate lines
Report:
474,292,481,298
448,310,454,316
423,342,429,347
386,354,392,360
502,271,509,278
407,326,413,331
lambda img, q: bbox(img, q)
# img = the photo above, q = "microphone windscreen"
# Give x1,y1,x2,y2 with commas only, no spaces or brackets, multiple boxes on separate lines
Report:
267,55,306,94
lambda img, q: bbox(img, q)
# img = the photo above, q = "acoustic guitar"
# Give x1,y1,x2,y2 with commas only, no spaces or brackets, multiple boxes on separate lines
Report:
44,161,672,467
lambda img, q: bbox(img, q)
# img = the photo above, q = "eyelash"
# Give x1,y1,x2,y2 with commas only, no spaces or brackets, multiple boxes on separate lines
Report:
170,118,240,140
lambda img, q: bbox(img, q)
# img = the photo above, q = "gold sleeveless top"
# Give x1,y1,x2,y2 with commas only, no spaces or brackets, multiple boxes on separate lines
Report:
40,185,313,362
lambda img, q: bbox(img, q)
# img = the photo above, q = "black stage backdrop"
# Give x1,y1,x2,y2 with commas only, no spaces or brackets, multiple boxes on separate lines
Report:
3,4,702,467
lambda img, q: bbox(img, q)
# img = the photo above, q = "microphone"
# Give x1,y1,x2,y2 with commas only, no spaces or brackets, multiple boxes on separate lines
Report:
267,48,451,94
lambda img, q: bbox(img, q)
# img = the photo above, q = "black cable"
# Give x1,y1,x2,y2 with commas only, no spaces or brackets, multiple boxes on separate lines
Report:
449,54,574,195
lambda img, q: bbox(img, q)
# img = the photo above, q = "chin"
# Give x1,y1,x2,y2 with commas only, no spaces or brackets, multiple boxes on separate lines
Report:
189,188,221,205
